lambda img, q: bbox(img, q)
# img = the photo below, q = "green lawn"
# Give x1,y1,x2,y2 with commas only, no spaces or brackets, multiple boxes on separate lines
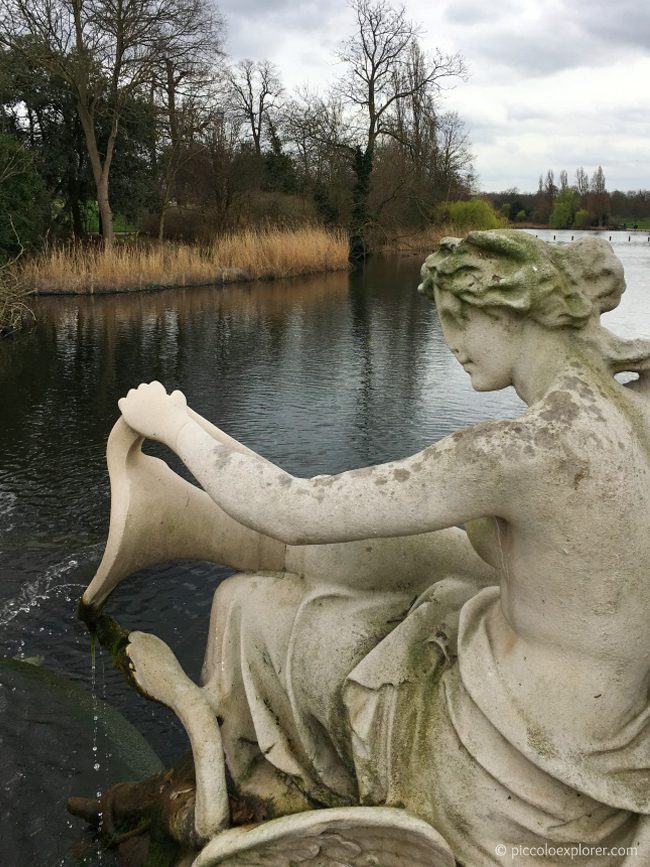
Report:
83,200,137,234
612,215,650,231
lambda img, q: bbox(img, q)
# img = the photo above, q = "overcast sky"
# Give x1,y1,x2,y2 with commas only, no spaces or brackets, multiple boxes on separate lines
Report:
216,0,650,193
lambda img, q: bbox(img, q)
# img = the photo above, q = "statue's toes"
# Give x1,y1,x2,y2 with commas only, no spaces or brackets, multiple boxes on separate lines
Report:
67,795,102,824
66,792,117,839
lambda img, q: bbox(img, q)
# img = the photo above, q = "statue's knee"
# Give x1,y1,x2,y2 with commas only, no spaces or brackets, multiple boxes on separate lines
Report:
214,573,255,607
214,571,301,613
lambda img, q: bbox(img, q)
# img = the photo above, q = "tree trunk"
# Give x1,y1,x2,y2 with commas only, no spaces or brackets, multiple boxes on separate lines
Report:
69,181,85,239
348,145,374,265
77,102,115,247
158,206,167,243
97,173,114,246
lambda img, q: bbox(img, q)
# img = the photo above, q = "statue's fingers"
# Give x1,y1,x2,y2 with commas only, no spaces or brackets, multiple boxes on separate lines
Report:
144,379,165,393
170,389,187,407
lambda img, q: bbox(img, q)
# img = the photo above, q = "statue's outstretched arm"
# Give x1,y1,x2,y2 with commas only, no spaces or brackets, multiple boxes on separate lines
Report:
118,382,527,547
175,421,517,545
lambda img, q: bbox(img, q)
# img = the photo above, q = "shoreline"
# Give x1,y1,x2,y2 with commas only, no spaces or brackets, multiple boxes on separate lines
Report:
18,226,351,298
21,222,642,300
30,264,351,298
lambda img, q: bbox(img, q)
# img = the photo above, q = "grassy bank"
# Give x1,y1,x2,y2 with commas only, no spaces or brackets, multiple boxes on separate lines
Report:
22,226,349,295
616,217,650,231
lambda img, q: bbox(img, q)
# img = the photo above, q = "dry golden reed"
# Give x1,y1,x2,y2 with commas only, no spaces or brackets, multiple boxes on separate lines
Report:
22,226,349,294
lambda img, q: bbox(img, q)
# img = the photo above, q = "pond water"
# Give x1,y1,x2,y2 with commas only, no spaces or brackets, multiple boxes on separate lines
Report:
0,229,649,861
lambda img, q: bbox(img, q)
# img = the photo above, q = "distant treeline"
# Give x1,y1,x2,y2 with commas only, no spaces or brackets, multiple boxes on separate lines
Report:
486,168,650,230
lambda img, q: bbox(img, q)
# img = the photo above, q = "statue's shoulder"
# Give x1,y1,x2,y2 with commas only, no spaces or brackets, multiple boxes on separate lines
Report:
428,414,540,468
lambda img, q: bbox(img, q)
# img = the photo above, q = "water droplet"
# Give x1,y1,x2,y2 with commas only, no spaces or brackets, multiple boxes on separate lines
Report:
93,762,100,772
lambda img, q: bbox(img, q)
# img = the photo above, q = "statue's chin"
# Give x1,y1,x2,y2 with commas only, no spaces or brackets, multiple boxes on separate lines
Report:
467,372,490,392
466,370,511,393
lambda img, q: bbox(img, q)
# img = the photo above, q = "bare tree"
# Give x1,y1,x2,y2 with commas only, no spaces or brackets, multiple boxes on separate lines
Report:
575,166,589,197
386,45,475,214
283,92,353,180
589,165,609,227
434,111,476,200
227,59,283,156
0,0,221,246
336,0,466,262
282,92,356,223
152,23,225,240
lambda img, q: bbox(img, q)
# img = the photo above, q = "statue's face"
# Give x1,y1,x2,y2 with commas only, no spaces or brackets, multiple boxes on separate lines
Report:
434,288,522,392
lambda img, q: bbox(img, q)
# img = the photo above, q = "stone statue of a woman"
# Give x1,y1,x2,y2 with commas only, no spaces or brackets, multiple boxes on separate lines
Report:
75,230,650,866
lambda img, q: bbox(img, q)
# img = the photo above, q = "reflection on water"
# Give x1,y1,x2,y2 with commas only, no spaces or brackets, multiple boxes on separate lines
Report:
0,239,648,860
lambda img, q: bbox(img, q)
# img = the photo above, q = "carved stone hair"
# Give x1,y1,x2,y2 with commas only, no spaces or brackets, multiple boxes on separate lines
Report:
418,229,650,379
418,230,625,329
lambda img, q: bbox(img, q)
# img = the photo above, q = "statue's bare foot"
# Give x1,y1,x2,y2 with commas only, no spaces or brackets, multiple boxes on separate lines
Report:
124,630,230,841
67,756,201,864
125,631,190,705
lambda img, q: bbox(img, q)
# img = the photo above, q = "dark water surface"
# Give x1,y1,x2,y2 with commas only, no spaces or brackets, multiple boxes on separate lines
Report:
0,234,648,861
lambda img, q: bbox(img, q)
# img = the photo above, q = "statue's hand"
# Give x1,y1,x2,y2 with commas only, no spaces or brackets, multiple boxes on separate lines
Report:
118,380,189,447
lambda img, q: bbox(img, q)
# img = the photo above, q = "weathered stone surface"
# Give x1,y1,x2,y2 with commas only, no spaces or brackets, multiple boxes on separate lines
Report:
81,230,650,865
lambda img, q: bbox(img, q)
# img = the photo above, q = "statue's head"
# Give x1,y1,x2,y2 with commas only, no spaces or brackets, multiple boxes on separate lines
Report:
418,230,625,330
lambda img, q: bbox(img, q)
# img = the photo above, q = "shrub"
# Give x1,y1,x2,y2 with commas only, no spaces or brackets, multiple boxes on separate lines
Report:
549,189,581,229
0,265,33,331
0,135,49,260
434,199,508,231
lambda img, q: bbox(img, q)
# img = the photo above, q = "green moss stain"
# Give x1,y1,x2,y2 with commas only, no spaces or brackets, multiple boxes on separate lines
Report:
77,598,132,685
527,723,558,760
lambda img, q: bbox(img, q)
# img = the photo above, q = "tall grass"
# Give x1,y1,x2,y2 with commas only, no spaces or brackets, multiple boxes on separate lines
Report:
22,225,349,295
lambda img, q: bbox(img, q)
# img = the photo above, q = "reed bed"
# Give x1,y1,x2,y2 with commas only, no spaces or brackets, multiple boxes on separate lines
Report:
22,225,349,295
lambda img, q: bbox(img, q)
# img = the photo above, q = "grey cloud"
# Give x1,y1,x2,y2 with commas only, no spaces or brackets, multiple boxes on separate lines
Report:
220,0,335,29
220,0,650,78
450,0,650,78
219,0,302,15
457,114,502,145
444,0,517,26
567,0,650,52
221,0,341,64
506,104,548,122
